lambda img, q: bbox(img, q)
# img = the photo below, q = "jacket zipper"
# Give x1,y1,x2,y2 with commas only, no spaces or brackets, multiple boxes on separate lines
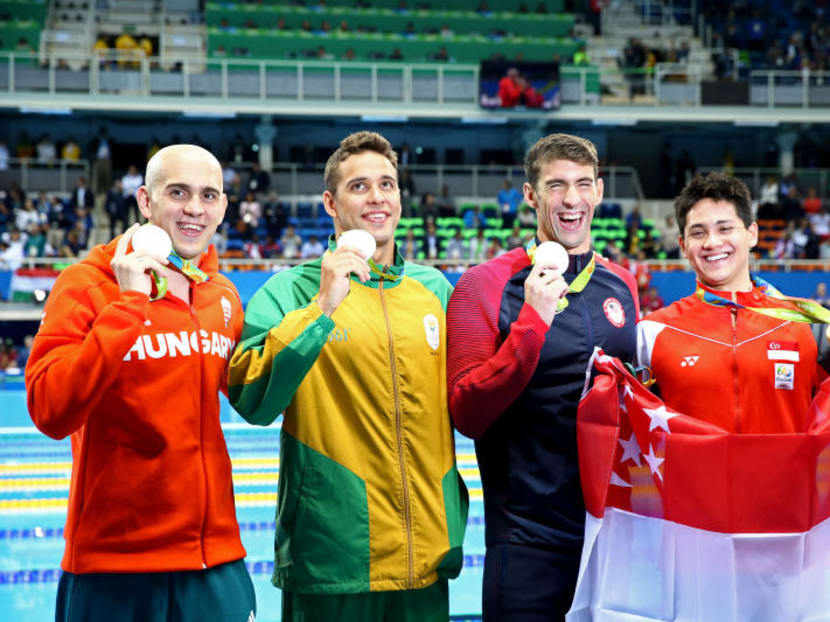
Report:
378,277,414,588
731,306,741,433
189,285,209,569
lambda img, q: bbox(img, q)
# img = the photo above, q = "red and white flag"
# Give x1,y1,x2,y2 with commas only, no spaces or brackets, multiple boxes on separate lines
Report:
568,350,830,621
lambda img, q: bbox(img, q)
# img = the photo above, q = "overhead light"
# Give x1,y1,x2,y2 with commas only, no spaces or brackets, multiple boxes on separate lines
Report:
20,107,72,115
360,114,408,122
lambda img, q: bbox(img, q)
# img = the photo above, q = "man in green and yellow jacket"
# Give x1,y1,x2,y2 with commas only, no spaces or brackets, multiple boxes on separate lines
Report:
229,131,468,622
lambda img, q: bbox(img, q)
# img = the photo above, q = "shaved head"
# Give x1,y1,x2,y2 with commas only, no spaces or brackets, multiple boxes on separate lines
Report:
145,144,224,197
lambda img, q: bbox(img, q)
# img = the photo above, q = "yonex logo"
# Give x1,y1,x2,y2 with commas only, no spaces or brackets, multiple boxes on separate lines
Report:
680,356,699,367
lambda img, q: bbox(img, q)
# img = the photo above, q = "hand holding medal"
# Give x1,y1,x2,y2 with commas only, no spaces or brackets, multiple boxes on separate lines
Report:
111,223,171,298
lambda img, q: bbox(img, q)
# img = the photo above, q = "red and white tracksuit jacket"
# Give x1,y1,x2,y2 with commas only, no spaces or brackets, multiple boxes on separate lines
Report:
637,283,820,434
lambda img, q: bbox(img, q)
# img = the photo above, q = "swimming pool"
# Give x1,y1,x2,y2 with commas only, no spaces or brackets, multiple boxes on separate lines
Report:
0,392,484,621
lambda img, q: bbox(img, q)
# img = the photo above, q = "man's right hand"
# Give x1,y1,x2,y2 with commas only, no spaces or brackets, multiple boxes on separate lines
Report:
524,261,569,327
110,223,169,296
317,247,370,317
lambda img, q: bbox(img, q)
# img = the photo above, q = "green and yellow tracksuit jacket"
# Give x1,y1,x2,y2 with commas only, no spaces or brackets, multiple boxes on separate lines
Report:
228,241,468,594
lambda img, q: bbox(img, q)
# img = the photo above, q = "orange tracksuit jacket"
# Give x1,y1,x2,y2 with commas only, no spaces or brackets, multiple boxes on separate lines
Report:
637,283,819,434
25,237,246,573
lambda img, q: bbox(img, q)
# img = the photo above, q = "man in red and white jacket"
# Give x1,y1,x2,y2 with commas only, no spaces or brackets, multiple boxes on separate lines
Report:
637,172,824,434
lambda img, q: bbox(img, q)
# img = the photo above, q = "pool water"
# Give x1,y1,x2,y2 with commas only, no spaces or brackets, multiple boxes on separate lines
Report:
0,394,484,621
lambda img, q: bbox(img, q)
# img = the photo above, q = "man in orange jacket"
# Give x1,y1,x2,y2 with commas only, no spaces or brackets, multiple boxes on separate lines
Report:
638,172,825,433
26,145,256,621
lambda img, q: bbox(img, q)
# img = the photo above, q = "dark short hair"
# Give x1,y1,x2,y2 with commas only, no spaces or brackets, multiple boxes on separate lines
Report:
674,172,753,236
524,133,599,189
324,131,398,195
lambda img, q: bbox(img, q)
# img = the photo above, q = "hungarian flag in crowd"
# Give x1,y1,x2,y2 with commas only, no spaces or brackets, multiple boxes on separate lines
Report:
568,351,830,621
8,267,60,301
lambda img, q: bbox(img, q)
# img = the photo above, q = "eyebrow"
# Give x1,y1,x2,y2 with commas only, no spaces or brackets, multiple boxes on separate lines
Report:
346,175,397,185
165,182,221,195
545,176,594,185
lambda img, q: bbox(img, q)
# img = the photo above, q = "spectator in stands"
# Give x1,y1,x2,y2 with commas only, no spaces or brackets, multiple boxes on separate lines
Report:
15,37,34,54
263,191,287,238
15,198,42,232
221,160,237,188
389,48,404,61
139,35,153,59
774,225,796,259
423,220,440,259
813,282,830,308
300,234,325,259
93,35,110,67
401,228,419,260
259,235,281,258
71,208,94,249
573,44,590,66
36,134,57,164
431,46,450,62
16,131,34,159
279,224,302,259
16,335,33,370
69,176,95,213
803,186,822,214
122,165,144,224
105,179,128,238
640,285,664,316
343,48,356,61
61,137,81,162
437,184,455,217
810,205,830,238
506,223,523,250
655,214,679,259
115,31,139,67
497,179,523,229
463,205,483,229
46,222,64,257
469,227,488,262
445,229,467,259
419,191,439,223
781,184,804,222
25,223,46,257
793,217,819,259
244,234,263,259
487,237,506,259
246,163,270,195
399,168,415,217
518,203,536,227
0,229,24,269
641,229,658,258
240,192,262,228
90,127,113,195
758,175,780,219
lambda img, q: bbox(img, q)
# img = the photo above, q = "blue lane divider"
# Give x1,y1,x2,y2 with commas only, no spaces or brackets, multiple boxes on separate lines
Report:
0,555,488,584
0,516,486,541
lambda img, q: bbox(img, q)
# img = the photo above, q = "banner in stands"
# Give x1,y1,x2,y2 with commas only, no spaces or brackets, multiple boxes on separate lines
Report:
569,351,830,621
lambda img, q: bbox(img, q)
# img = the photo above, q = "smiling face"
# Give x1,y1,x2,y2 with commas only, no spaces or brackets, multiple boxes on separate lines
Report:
679,198,758,292
137,145,227,260
322,150,401,265
523,158,603,254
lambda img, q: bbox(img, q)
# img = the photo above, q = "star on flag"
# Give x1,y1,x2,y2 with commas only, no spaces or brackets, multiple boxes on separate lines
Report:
618,432,641,466
644,405,678,434
643,444,665,481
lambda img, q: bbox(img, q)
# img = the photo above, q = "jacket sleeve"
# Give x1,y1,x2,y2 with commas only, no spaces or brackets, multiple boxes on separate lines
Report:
228,277,334,426
25,268,150,440
446,266,548,439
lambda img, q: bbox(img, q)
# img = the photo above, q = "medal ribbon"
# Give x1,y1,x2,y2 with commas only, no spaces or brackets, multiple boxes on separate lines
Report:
525,240,596,312
694,275,830,324
149,251,210,301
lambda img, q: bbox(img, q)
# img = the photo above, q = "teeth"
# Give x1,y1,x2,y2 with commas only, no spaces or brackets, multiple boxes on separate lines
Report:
706,253,729,262
366,214,386,222
180,224,202,231
560,213,580,221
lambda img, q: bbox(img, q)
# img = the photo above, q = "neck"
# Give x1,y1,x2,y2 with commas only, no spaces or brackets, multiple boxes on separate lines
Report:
704,274,753,294
373,240,394,266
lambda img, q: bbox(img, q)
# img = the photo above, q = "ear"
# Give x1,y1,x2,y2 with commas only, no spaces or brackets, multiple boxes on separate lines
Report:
322,190,337,219
136,186,152,222
748,221,759,247
678,234,688,258
523,182,538,210
595,176,604,204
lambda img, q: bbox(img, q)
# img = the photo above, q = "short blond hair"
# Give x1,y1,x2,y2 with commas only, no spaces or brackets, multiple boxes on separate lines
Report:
324,131,398,195
524,133,599,189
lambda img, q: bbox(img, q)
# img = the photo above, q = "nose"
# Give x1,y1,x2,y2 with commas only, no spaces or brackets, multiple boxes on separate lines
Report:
183,195,205,216
366,183,384,203
563,183,580,207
